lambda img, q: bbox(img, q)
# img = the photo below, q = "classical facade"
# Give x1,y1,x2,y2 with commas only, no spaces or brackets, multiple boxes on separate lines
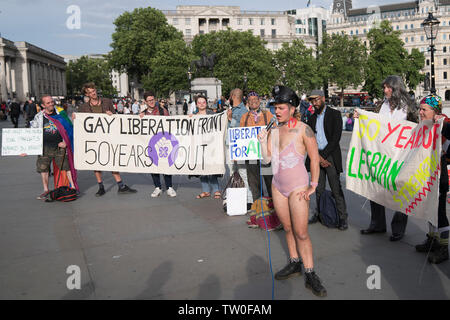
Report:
0,37,66,103
162,5,320,50
327,0,450,100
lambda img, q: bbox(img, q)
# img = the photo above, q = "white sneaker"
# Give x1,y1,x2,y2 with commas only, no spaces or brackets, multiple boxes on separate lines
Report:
167,187,177,197
151,187,162,198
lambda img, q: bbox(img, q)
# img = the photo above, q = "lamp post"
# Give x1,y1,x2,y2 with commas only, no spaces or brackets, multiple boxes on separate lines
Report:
422,12,440,94
187,66,192,102
243,72,248,96
130,81,134,99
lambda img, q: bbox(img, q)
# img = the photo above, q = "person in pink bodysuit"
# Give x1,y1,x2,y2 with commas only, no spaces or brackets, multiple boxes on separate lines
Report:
258,86,326,297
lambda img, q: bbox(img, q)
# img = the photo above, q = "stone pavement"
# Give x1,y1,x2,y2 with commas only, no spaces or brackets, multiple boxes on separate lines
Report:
0,115,448,300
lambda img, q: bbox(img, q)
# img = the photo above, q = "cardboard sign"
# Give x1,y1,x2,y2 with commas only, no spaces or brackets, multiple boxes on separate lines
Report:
228,126,263,161
1,128,43,156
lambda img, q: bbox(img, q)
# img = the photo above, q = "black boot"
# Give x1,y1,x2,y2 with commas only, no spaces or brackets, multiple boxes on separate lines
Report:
304,271,327,297
415,234,439,253
428,244,449,264
274,261,303,280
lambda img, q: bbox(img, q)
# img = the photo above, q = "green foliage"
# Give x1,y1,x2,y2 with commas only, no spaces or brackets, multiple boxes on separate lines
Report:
109,7,191,97
318,33,367,106
191,29,277,96
66,56,117,97
274,39,320,94
364,20,424,98
142,39,195,97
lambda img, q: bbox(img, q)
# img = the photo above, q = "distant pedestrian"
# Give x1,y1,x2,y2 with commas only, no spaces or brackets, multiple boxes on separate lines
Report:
9,99,21,128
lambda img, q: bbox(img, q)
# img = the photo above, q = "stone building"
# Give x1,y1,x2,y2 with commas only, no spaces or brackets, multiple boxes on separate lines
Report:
0,37,66,103
327,0,450,100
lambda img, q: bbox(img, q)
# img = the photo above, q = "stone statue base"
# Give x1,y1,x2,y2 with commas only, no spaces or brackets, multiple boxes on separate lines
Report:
191,78,222,102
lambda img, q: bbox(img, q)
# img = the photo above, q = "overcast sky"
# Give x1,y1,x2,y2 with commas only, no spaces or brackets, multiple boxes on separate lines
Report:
0,0,413,56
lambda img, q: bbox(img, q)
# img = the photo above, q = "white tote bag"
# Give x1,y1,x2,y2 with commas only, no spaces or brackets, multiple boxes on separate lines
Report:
226,187,247,216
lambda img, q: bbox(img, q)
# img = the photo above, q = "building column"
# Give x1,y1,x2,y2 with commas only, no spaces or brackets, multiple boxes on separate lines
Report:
5,58,12,97
0,56,7,102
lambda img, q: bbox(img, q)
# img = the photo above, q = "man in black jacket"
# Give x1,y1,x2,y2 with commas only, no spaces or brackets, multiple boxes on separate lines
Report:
306,90,348,230
9,99,21,128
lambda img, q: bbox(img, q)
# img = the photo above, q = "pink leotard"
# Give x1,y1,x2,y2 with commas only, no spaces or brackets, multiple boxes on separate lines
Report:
271,128,309,198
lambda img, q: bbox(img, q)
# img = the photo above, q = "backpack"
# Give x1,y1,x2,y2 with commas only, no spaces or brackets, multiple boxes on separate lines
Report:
318,190,339,228
46,186,77,202
247,197,282,231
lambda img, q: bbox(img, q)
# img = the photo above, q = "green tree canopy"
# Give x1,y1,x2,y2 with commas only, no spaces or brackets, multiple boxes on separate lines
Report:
109,7,191,97
318,33,367,106
66,56,116,97
364,20,425,98
274,39,320,94
191,29,277,96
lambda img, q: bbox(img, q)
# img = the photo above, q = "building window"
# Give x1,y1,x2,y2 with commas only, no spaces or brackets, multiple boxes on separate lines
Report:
237,18,242,25
396,25,399,30
356,30,359,35
185,18,191,25
444,72,448,80
261,18,265,25
405,37,408,43
249,18,253,25
411,36,414,42
173,18,178,25
444,58,447,65
261,29,265,37
271,18,276,25
272,29,276,38
421,35,424,41
185,29,191,36
405,25,408,30
410,24,414,29
427,59,430,66
364,29,367,33
444,34,447,40
350,30,353,35
444,46,447,53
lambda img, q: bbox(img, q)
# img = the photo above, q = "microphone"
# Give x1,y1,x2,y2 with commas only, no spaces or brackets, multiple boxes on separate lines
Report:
266,116,278,131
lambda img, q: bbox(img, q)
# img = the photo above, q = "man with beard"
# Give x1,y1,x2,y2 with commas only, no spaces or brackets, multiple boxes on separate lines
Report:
74,82,137,197
306,90,348,230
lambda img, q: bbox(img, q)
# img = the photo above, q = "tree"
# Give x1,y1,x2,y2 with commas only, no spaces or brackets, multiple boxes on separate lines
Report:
364,20,425,99
318,33,367,107
274,40,321,94
66,56,117,97
191,29,277,96
142,39,195,97
109,7,190,96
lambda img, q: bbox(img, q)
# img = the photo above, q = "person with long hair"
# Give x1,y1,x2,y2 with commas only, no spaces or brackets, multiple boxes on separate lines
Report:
258,86,326,297
414,94,449,264
357,75,418,241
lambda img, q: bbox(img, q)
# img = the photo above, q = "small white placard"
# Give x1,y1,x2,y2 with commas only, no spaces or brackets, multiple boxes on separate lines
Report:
1,128,43,156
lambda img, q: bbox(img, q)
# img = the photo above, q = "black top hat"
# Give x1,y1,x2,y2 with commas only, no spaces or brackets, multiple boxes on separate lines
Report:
271,85,299,107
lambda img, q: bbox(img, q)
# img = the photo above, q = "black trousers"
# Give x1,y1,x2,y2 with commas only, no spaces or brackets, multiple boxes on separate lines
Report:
315,155,348,221
368,201,408,235
151,174,172,189
245,161,272,200
11,114,19,128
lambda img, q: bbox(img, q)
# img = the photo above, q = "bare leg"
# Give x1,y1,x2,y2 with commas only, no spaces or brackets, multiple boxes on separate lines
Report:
112,172,122,183
94,171,103,183
41,172,49,192
272,185,298,259
66,171,75,189
289,187,314,269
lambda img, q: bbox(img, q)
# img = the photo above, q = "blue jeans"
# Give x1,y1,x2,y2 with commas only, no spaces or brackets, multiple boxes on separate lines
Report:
152,174,172,189
200,175,219,193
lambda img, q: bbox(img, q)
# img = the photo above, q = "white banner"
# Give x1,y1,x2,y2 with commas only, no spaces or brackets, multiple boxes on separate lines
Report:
228,126,263,161
346,109,444,225
74,113,227,175
1,128,43,156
